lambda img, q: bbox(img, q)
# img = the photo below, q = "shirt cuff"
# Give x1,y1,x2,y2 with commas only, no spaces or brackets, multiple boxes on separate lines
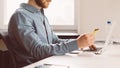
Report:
67,39,79,52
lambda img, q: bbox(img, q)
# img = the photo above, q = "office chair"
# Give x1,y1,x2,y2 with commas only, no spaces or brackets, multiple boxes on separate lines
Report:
0,32,16,68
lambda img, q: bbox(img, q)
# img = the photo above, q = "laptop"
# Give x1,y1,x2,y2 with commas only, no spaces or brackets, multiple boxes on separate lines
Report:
88,22,116,55
70,22,116,55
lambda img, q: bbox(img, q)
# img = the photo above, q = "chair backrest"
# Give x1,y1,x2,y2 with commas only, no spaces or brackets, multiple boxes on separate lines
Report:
0,32,16,68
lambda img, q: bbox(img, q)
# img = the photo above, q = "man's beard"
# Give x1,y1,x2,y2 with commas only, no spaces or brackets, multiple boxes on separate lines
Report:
35,0,48,8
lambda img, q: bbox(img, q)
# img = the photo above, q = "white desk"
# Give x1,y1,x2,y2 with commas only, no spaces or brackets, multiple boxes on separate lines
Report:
23,45,120,68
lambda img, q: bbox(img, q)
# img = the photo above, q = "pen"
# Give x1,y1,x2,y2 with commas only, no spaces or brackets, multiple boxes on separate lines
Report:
81,28,99,51
44,63,70,68
92,28,99,35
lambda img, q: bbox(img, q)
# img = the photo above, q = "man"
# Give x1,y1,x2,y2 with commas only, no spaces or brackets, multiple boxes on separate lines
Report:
8,0,95,67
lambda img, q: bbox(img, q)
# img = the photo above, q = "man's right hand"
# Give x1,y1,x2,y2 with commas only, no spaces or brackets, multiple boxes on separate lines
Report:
77,33,95,48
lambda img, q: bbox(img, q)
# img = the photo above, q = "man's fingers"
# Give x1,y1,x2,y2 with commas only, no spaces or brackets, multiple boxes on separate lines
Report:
89,45,97,51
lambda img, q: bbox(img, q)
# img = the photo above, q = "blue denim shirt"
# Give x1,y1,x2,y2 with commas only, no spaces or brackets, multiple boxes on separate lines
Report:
8,3,78,67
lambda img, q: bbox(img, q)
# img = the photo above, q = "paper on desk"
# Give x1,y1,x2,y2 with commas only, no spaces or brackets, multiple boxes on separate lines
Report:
43,64,69,68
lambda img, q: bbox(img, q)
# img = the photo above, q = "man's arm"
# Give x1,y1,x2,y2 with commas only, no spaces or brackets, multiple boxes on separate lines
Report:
9,12,78,60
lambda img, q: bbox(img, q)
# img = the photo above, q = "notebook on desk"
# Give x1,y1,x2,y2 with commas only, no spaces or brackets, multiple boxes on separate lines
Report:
34,64,69,68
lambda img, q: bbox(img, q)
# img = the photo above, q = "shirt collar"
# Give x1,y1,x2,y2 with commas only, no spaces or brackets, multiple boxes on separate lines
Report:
20,3,40,13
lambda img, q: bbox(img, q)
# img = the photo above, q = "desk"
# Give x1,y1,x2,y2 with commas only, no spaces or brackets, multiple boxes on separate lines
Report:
23,45,120,68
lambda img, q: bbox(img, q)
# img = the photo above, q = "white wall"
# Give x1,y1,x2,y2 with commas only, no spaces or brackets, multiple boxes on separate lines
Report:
78,0,120,41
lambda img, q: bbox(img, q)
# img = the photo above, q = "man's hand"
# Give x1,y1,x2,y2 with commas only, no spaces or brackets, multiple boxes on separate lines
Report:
77,33,95,48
